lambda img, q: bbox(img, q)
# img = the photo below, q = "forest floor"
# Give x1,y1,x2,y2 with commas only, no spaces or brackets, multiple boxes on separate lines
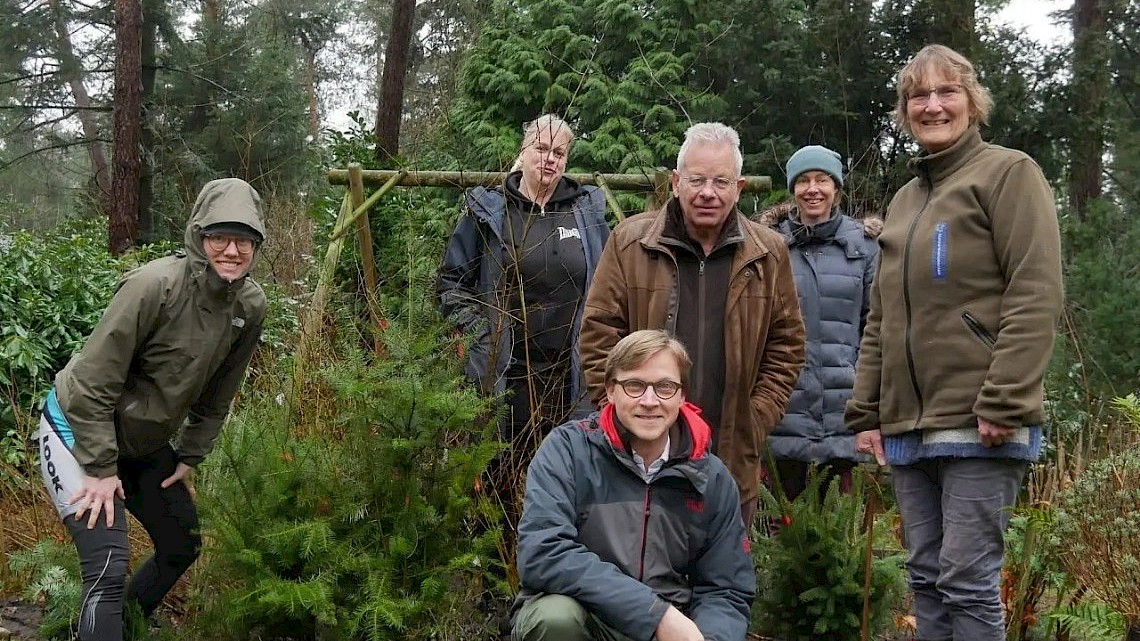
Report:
0,597,41,640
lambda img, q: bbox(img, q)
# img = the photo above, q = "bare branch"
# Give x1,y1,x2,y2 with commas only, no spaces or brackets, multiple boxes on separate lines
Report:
0,138,111,171
21,110,84,130
0,104,112,111
153,64,241,99
0,71,62,86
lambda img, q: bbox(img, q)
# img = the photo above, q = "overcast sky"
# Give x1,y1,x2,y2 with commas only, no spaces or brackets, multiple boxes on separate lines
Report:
995,0,1071,45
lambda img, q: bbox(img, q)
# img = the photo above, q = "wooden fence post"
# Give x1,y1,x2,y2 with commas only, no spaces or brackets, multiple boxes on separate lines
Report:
647,168,672,211
290,191,353,422
348,164,385,353
593,172,625,222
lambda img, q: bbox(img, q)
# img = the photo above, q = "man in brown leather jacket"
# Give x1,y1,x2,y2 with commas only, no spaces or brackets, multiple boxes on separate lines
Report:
579,122,805,526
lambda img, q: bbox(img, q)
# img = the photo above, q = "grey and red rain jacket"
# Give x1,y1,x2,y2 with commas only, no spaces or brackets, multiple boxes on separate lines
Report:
513,402,755,641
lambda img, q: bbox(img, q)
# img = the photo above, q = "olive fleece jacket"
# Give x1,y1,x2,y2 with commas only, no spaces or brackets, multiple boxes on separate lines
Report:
846,128,1063,436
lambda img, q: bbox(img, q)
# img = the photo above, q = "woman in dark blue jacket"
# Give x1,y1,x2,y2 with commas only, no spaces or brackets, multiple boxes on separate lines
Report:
437,114,609,526
761,145,879,501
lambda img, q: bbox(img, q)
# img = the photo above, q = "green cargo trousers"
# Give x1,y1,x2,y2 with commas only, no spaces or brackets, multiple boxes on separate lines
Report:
512,594,645,641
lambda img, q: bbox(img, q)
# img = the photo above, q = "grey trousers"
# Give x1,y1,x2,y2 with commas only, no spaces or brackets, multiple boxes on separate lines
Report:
892,457,1027,641
512,594,642,641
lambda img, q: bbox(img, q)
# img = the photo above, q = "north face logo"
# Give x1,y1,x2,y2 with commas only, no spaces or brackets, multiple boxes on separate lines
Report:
684,497,705,513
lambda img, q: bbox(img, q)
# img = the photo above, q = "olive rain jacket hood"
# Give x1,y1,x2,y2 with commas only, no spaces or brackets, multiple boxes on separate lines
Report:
759,205,880,463
514,403,755,641
54,178,268,477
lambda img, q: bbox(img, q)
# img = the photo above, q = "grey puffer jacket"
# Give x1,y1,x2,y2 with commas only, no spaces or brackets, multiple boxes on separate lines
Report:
761,205,879,463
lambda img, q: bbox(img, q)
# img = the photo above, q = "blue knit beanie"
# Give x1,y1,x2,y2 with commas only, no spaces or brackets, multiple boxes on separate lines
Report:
786,145,844,190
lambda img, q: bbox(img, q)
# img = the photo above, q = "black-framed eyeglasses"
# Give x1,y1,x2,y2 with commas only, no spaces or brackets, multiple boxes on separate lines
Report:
612,379,682,400
204,233,255,255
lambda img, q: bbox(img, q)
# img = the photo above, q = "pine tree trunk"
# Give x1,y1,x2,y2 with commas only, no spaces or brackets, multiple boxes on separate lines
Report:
185,0,219,135
48,0,112,204
375,0,415,165
304,44,320,138
1127,621,1140,641
110,0,143,254
137,0,159,243
1069,0,1107,220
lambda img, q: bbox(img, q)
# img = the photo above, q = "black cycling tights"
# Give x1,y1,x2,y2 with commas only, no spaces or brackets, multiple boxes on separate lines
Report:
65,446,201,641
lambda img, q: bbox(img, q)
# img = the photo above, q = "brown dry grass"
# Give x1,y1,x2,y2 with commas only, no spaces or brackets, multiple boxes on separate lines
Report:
0,482,185,600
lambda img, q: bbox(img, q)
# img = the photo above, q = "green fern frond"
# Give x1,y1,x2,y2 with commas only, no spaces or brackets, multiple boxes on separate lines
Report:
1045,601,1127,641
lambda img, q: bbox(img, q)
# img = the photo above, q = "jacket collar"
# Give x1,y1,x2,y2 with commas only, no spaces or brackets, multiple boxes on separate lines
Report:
784,208,843,246
598,401,711,461
779,211,872,260
659,199,743,257
909,126,987,184
503,171,583,210
465,180,587,244
639,198,771,269
593,402,712,493
189,258,243,307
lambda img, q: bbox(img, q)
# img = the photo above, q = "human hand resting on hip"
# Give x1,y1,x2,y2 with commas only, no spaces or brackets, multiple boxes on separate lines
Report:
160,462,197,500
70,475,125,529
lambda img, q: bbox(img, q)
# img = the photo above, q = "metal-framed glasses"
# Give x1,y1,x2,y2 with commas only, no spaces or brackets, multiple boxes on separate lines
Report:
612,379,682,400
907,84,964,106
204,234,255,255
680,175,736,192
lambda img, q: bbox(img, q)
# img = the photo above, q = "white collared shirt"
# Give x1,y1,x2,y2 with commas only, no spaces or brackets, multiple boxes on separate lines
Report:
632,435,670,482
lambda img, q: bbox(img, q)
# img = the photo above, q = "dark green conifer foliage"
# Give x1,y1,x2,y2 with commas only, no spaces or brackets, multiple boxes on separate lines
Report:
7,539,82,640
446,0,730,174
752,470,906,641
195,312,503,640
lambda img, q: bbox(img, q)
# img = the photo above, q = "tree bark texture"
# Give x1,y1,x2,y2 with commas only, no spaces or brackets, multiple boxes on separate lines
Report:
138,0,159,243
375,0,415,165
1069,0,1107,219
110,0,143,254
304,43,320,138
48,0,112,203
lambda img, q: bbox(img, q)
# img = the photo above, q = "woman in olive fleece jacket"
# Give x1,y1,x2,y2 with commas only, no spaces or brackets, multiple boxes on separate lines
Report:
845,46,1062,641
37,178,267,641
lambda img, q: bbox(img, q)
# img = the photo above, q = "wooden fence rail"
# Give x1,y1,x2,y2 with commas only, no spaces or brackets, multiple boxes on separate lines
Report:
326,168,772,197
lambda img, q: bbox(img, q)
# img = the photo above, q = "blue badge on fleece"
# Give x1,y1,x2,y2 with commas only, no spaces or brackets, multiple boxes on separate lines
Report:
932,222,948,280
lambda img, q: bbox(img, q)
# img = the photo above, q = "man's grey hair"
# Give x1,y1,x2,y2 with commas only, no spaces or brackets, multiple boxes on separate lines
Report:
676,122,743,175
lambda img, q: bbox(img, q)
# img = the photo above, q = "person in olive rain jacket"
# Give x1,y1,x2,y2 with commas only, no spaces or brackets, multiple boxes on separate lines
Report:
38,178,267,641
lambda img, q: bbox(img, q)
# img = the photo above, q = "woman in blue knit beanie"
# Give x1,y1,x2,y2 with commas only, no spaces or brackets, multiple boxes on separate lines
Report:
759,144,879,506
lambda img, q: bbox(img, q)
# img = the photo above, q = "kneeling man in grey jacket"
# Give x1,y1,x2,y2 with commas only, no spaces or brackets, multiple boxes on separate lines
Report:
512,329,755,641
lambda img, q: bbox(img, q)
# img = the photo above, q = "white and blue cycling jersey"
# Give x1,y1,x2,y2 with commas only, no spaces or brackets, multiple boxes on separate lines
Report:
39,388,86,519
